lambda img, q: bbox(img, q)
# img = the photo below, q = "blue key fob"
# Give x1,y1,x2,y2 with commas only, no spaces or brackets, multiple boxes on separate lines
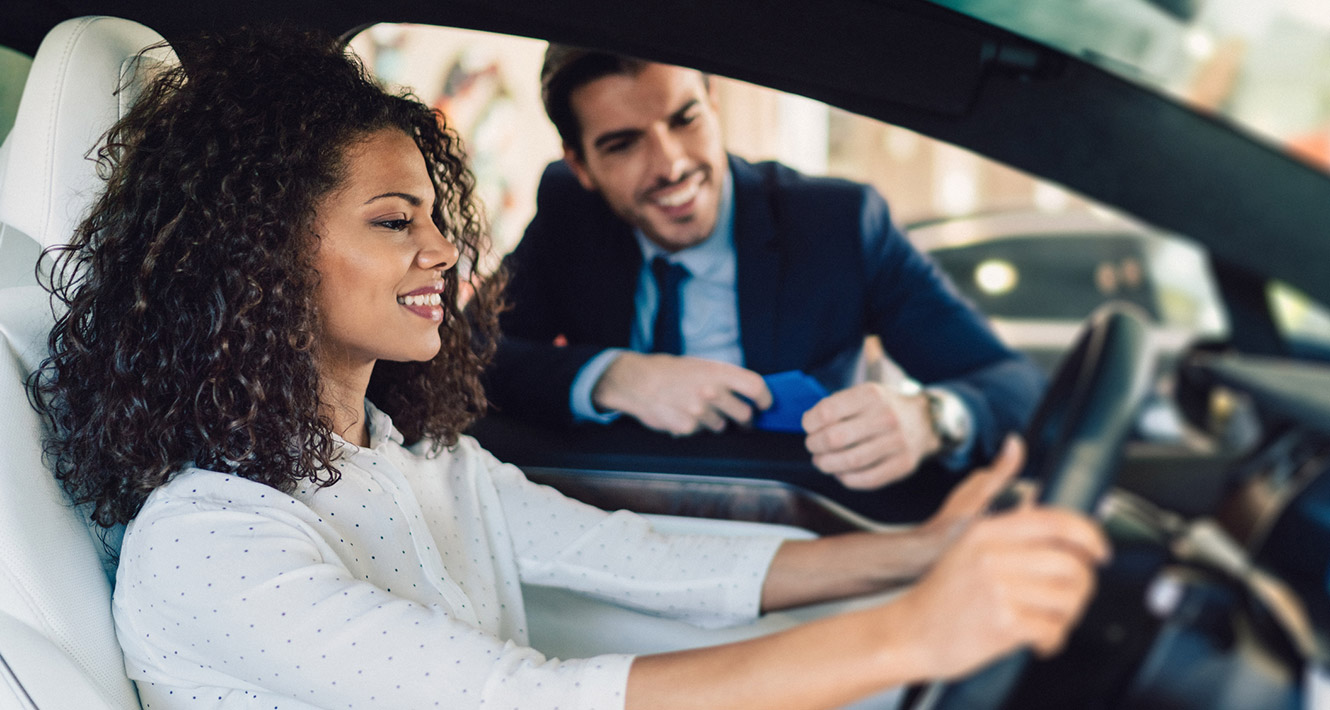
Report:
753,371,829,433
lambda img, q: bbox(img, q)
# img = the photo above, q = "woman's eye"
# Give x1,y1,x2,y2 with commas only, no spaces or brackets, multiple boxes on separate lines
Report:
375,218,412,231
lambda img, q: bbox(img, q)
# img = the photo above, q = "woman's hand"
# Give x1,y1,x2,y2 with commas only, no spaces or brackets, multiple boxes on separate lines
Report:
914,435,1028,563
888,504,1111,680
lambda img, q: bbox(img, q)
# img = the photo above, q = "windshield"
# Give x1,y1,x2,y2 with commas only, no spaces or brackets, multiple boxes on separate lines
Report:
930,0,1330,174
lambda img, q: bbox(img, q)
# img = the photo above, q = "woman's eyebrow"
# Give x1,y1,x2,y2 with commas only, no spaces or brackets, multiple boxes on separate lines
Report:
363,191,425,206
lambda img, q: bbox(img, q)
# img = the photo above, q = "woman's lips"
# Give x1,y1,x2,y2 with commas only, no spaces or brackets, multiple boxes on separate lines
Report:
397,290,444,321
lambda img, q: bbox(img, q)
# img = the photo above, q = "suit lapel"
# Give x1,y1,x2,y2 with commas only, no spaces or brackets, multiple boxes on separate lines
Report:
731,157,783,373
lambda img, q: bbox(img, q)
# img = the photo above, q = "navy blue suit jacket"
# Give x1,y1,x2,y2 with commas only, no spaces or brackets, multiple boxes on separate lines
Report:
487,156,1044,466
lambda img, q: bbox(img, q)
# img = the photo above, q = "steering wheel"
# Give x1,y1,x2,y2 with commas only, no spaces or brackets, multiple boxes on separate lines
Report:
908,303,1156,710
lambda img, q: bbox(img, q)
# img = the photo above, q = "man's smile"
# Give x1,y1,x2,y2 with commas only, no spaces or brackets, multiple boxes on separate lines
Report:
644,170,707,217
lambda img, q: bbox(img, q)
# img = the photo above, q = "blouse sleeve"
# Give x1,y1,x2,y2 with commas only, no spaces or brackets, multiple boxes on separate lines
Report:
466,438,785,629
113,489,634,710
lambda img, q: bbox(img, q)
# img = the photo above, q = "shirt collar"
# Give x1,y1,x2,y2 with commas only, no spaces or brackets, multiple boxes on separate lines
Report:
332,399,406,452
365,400,405,448
633,169,735,277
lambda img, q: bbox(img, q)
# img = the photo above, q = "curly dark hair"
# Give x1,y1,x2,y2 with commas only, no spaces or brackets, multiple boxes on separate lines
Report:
30,26,506,527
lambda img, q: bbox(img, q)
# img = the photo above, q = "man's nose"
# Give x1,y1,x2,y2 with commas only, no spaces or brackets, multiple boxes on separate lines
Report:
647,127,688,183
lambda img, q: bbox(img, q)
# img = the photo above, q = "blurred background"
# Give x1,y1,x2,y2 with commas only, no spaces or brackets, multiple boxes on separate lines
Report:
340,3,1330,443
347,23,1100,258
346,0,1330,259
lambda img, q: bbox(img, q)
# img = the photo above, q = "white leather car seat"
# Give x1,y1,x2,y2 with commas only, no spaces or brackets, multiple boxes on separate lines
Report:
0,140,43,290
0,16,175,710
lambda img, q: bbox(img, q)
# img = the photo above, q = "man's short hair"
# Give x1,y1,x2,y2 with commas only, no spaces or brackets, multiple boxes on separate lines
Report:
540,45,650,156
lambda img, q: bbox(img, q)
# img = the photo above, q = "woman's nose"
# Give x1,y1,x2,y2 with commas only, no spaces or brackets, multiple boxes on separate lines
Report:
418,218,460,272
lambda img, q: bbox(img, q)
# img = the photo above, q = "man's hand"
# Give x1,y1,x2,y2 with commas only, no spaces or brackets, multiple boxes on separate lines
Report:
801,382,940,489
889,504,1110,680
593,352,773,436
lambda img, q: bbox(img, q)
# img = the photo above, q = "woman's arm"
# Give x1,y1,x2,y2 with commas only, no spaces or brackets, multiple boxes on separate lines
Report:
484,437,784,629
629,503,1110,710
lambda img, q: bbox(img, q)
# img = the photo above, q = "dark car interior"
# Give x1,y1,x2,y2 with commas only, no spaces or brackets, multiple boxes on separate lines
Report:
3,1,1330,709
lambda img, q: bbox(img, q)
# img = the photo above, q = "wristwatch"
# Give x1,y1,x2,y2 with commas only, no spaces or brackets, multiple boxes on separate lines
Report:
924,388,972,455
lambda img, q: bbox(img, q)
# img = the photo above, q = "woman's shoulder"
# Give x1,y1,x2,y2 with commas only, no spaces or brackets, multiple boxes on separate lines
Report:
132,467,302,530
122,468,325,567
155,466,283,499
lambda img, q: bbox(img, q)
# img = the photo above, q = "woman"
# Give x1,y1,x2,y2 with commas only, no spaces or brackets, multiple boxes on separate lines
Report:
32,26,1107,710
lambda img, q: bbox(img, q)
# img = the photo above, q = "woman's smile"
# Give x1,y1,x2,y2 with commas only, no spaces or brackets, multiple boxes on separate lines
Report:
397,285,445,321
312,128,459,371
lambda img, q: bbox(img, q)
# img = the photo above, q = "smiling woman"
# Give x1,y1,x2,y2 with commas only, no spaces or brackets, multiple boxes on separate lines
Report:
311,128,461,446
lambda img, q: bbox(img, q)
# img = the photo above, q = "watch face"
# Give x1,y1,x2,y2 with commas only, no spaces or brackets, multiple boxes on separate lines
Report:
928,389,970,450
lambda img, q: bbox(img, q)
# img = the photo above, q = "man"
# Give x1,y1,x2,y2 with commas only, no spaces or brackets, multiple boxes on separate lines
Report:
485,46,1045,490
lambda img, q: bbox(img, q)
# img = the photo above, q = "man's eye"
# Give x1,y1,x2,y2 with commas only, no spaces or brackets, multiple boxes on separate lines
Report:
674,113,698,127
375,218,412,231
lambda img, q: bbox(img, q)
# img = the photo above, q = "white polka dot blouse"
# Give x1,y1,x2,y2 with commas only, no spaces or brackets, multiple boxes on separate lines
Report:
112,401,783,710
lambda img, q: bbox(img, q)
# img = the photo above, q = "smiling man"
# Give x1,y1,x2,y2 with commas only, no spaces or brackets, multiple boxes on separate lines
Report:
484,46,1046,489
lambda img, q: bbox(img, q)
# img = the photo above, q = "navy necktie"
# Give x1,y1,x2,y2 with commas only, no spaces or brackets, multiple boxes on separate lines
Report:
650,256,690,355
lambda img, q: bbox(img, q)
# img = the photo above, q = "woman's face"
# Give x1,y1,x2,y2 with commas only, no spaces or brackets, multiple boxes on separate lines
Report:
312,128,459,376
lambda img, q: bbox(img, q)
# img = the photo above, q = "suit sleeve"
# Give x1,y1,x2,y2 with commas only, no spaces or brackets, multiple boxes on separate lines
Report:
856,187,1046,466
484,165,607,426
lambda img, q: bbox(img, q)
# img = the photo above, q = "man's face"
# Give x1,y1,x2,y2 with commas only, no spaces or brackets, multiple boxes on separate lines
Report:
564,64,728,252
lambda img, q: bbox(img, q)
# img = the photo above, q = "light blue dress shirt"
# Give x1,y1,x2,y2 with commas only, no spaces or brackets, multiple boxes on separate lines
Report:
570,173,740,422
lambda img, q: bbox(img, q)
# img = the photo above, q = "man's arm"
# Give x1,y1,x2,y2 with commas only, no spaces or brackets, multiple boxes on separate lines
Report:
486,335,610,426
859,187,1045,462
483,163,630,425
803,186,1045,489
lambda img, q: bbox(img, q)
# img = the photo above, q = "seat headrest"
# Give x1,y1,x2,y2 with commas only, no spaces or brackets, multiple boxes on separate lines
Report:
0,16,175,250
